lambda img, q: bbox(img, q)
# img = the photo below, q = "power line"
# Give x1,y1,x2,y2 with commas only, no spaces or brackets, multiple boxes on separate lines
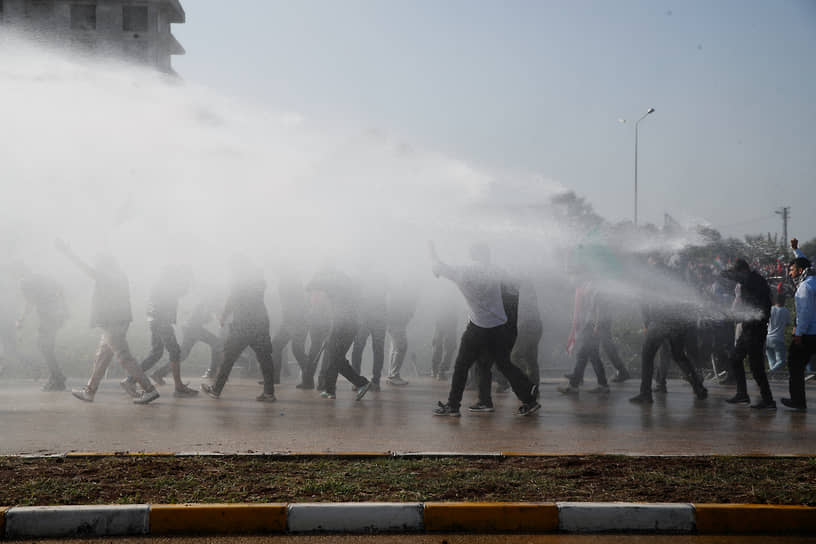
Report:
713,214,776,230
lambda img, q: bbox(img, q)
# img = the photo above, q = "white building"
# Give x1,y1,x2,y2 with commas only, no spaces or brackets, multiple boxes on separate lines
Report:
0,0,185,72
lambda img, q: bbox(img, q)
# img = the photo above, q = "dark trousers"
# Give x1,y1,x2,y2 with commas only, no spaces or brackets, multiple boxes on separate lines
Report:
788,335,816,407
323,319,368,395
597,320,626,373
271,320,309,382
156,325,222,378
431,324,457,377
214,324,276,395
730,321,773,402
308,321,330,386
512,321,542,385
639,322,703,396
447,322,534,410
569,326,607,388
351,318,386,382
37,318,65,382
140,320,181,372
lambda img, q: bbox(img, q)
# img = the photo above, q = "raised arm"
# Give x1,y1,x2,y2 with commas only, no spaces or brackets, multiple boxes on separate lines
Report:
428,241,456,280
791,238,807,260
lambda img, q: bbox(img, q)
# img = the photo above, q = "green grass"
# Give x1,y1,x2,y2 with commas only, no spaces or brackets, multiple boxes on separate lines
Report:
1,455,815,507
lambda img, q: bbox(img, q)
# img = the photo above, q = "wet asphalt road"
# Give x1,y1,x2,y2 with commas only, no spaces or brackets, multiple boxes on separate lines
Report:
0,375,813,455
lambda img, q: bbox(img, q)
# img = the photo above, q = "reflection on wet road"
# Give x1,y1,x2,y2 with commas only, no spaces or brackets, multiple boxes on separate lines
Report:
0,377,813,455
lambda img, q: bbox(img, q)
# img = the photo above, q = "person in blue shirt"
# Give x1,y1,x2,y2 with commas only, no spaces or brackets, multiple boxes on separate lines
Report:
782,239,816,412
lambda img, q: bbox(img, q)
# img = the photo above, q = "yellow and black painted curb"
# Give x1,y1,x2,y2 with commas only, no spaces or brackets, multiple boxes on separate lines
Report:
1,502,814,538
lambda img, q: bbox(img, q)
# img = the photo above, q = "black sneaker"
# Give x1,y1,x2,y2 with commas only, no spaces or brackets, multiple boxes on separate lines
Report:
629,393,653,404
200,383,220,399
694,385,708,400
369,381,380,392
468,402,495,412
781,398,807,412
516,401,540,416
255,392,277,403
726,394,750,405
433,401,461,417
355,380,372,401
652,383,668,394
750,399,776,411
295,380,315,390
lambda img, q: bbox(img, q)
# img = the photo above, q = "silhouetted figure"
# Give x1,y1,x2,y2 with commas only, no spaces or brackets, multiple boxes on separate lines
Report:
17,268,69,391
351,277,387,390
55,239,159,404
124,265,197,398
386,282,418,386
629,257,708,405
271,271,311,385
429,242,539,417
307,266,371,401
722,258,775,410
154,294,223,381
200,257,276,402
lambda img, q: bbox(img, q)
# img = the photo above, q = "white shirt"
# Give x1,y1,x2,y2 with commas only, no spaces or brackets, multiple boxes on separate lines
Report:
434,261,507,328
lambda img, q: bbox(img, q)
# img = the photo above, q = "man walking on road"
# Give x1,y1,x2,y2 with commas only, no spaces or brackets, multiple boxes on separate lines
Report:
429,242,539,417
782,248,815,412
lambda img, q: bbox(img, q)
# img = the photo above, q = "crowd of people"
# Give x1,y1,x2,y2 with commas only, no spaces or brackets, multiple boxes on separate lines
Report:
1,236,814,416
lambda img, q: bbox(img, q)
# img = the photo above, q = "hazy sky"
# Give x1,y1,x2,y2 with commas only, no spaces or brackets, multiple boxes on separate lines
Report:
173,0,816,242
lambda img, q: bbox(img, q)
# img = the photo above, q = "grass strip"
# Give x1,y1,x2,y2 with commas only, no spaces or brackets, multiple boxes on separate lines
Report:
2,455,815,506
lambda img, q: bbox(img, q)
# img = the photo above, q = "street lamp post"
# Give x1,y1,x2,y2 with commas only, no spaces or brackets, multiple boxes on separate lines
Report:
633,107,655,226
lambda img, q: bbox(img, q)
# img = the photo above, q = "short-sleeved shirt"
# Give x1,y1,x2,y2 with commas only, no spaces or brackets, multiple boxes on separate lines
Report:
437,263,507,329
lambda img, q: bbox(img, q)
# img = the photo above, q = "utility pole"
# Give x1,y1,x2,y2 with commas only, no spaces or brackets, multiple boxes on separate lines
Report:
775,206,790,247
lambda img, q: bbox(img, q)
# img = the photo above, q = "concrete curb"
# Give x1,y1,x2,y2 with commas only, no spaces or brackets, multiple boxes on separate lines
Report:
424,502,559,532
558,502,695,533
3,505,149,539
2,502,815,537
694,504,816,534
286,503,424,533
150,503,287,535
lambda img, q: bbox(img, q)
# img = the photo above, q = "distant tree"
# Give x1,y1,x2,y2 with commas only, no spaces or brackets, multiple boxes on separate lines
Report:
697,225,722,243
548,190,604,230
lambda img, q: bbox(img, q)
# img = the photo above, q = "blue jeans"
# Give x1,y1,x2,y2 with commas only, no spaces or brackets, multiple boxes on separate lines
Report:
765,337,787,371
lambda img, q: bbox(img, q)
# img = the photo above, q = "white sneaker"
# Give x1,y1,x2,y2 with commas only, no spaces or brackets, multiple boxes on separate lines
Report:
133,389,160,405
120,378,140,398
71,387,94,402
557,383,579,394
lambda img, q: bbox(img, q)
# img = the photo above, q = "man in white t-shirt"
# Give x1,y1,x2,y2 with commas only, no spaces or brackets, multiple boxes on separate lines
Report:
429,242,540,417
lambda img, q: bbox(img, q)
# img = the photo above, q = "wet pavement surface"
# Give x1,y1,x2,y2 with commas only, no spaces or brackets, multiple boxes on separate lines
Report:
0,376,813,456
